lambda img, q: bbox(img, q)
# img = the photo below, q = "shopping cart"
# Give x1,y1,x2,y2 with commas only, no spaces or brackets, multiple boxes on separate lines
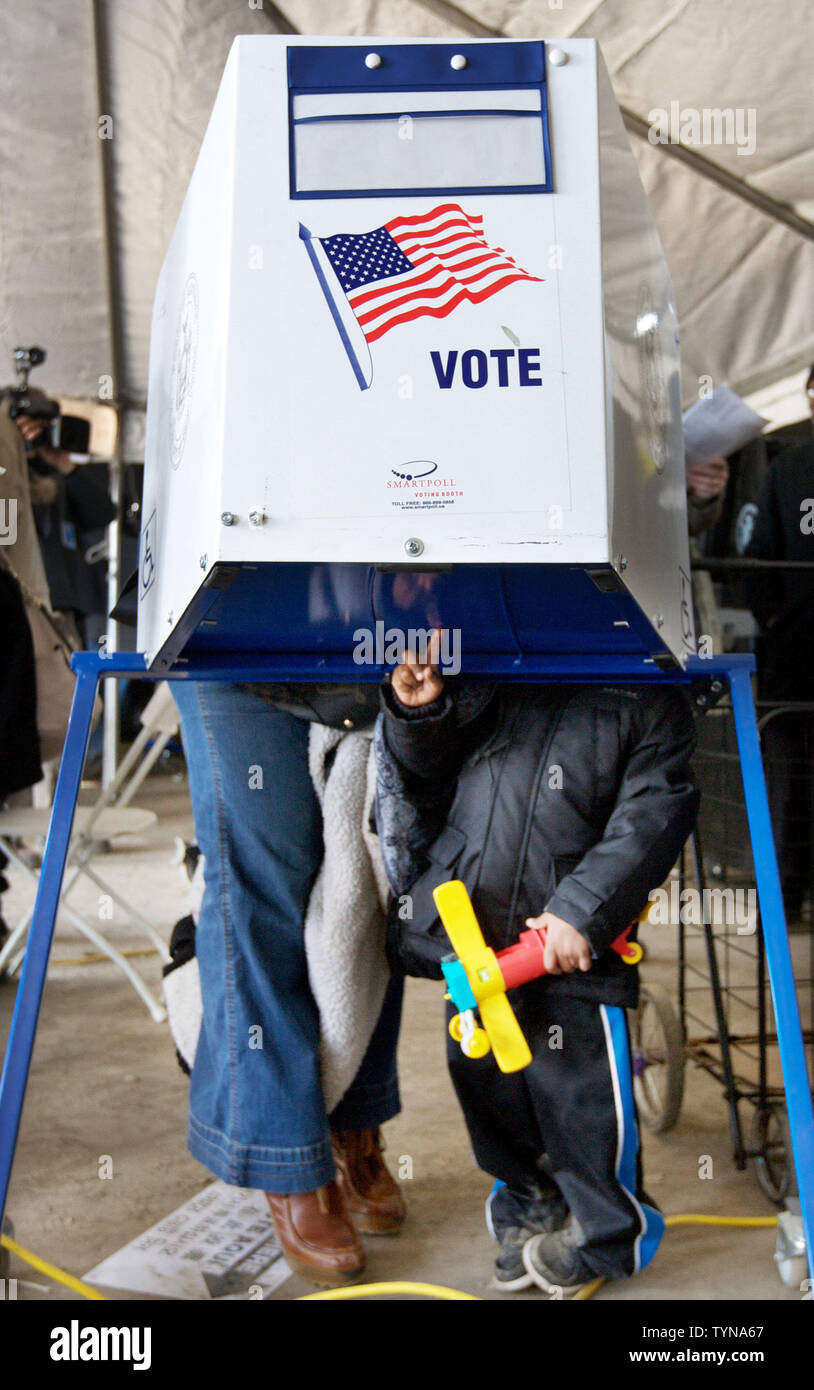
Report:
679,698,814,1203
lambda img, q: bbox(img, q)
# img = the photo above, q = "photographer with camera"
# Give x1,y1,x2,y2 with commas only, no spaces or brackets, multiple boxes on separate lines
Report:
0,353,52,609
0,385,49,945
0,347,112,786
4,349,114,642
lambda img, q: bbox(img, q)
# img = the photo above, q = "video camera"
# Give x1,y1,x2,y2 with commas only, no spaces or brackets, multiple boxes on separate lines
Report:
1,346,90,454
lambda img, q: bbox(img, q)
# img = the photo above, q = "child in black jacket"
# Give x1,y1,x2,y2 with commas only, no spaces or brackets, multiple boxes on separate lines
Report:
380,649,698,1293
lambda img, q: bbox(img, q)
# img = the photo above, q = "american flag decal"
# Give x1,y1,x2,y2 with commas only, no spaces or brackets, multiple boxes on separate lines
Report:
300,204,542,389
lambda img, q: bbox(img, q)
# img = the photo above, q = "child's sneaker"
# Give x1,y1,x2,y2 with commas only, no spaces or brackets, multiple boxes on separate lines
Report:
487,1183,569,1291
522,1226,599,1296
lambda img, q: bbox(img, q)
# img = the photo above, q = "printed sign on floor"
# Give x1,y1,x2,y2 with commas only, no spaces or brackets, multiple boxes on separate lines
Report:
84,1181,291,1300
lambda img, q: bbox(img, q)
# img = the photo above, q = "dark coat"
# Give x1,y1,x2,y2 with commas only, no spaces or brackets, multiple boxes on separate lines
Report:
380,681,699,1007
745,440,814,699
32,464,116,617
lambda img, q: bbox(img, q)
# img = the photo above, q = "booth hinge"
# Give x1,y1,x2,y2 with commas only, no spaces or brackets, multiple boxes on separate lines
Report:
586,568,626,594
203,564,242,591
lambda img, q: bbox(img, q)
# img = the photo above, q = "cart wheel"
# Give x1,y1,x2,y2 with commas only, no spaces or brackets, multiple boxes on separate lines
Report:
629,984,685,1133
752,1103,796,1206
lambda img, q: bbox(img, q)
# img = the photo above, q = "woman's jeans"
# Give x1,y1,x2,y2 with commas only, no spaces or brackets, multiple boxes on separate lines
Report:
172,681,403,1193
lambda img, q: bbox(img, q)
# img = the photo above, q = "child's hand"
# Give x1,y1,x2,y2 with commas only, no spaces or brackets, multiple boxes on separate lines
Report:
526,911,592,974
391,630,445,708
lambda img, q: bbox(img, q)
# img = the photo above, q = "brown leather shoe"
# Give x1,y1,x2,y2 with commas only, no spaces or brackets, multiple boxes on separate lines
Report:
265,1181,365,1287
331,1127,407,1235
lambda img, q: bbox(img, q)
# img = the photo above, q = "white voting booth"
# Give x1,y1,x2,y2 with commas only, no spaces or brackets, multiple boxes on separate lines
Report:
137,34,695,673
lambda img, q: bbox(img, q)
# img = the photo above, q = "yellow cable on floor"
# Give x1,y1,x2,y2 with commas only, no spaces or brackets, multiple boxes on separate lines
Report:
298,1281,479,1300
0,1232,107,1300
666,1214,778,1228
0,1213,781,1303
573,1278,605,1300
571,1213,780,1301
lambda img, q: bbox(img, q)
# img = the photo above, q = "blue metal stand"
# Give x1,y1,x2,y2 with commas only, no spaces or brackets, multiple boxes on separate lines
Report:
1,649,812,1282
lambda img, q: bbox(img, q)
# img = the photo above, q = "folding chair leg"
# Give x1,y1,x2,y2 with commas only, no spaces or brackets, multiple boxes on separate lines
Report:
0,667,98,1227
0,902,33,976
44,896,166,1023
729,665,814,1281
0,836,44,974
61,863,169,959
114,729,173,808
0,812,167,1016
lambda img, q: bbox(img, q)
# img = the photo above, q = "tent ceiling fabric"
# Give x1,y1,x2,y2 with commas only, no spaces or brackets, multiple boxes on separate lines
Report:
1,0,812,457
0,2,110,402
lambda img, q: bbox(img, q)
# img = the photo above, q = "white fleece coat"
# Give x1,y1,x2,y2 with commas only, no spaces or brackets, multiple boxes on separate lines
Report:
304,724,390,1111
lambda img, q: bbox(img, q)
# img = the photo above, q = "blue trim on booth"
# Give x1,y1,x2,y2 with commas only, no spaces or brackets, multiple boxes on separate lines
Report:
287,42,546,89
290,182,551,202
65,650,751,682
292,109,543,125
144,562,675,674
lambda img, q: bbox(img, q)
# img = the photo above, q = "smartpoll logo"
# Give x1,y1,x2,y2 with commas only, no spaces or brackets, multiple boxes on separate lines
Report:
50,1320,151,1371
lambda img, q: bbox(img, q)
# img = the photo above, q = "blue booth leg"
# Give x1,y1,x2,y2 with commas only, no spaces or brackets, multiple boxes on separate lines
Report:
0,665,100,1227
729,665,814,1281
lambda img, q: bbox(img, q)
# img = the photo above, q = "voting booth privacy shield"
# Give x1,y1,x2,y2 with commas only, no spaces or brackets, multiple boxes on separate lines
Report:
138,35,695,673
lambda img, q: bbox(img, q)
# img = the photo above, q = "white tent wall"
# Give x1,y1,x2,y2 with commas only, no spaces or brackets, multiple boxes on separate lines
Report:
2,0,813,424
401,0,814,405
105,0,299,447
0,1,110,397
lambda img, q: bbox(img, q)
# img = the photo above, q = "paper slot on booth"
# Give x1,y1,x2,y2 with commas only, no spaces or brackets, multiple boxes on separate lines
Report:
291,89,550,195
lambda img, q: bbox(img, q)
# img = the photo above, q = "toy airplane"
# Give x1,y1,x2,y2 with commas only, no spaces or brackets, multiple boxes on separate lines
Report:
434,880,643,1074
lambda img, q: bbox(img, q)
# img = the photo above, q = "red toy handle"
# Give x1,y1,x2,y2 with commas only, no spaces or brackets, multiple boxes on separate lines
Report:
496,922,641,991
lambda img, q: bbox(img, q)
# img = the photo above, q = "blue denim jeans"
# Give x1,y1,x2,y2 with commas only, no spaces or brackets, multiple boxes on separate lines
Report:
172,681,403,1193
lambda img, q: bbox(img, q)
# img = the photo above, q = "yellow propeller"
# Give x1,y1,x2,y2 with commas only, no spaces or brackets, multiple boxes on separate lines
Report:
479,993,532,1073
433,879,490,966
433,880,532,1074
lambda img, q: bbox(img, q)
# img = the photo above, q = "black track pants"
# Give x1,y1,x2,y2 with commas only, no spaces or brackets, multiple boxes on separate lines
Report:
447,985,665,1279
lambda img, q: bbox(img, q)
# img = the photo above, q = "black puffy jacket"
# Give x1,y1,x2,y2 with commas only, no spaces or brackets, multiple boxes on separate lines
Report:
382,681,699,1007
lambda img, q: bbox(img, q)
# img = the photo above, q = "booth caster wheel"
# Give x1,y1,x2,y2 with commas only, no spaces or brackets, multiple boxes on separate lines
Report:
629,984,685,1133
752,1103,796,1206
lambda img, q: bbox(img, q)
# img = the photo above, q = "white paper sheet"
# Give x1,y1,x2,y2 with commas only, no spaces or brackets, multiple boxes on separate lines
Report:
682,385,768,464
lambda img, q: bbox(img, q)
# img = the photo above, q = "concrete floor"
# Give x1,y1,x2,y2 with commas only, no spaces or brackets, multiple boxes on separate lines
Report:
0,767,801,1302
